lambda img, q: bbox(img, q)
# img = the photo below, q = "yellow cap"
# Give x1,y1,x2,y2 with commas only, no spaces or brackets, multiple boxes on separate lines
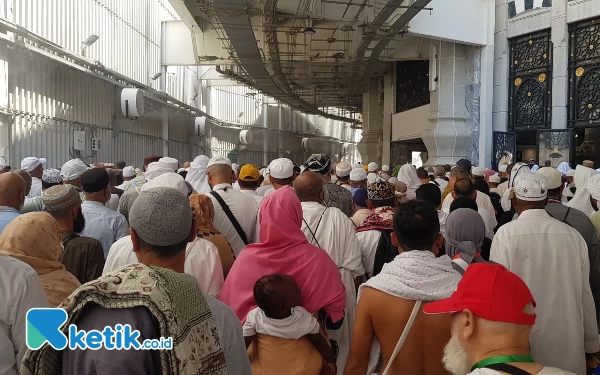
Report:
362,165,368,171
239,164,260,182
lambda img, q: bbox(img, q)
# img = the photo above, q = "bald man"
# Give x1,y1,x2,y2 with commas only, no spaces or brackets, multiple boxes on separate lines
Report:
206,157,259,256
12,169,32,197
295,171,364,372
0,172,26,233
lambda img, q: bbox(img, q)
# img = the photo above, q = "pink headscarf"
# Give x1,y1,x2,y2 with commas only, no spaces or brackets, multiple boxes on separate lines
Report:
484,168,495,182
218,186,346,322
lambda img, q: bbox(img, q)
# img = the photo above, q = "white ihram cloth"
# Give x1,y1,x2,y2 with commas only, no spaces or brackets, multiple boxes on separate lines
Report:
397,164,422,200
185,155,211,194
300,201,365,373
0,254,49,375
207,183,259,256
442,191,497,228
567,165,598,216
102,235,224,298
359,251,461,374
242,306,320,339
27,177,42,199
490,209,599,375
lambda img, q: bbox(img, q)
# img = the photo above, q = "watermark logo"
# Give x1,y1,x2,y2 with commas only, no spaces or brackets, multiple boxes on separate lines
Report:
26,308,173,350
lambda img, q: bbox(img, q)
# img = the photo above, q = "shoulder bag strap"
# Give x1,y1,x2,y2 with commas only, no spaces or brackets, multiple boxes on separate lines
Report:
210,191,249,245
302,208,327,248
485,363,532,375
381,300,422,375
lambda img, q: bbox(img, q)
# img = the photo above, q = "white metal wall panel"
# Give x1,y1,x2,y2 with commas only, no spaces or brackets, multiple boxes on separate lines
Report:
209,85,261,125
5,0,176,86
4,46,199,168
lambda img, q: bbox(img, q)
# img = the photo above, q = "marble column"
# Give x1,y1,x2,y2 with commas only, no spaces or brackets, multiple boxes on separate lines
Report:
422,41,469,166
381,71,394,165
493,0,509,133
357,78,382,164
551,0,569,129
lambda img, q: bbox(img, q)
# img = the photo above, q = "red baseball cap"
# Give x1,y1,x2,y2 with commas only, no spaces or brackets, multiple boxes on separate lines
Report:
424,263,536,326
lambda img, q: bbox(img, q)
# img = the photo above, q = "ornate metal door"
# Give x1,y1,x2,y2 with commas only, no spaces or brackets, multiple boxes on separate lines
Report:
536,129,572,168
492,131,516,171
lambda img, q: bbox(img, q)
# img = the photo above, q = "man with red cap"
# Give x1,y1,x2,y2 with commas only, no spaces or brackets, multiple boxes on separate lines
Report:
425,263,575,375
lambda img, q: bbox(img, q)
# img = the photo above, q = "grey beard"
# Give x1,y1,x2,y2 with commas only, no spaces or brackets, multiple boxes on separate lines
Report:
442,335,472,375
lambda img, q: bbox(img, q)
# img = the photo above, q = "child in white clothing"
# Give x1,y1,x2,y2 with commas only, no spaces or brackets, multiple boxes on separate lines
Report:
243,274,335,365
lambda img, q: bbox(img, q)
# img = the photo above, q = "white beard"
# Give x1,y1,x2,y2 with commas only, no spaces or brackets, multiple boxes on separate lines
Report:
442,335,472,375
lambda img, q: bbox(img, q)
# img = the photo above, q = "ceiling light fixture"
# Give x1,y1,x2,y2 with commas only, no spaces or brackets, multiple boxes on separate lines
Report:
303,27,316,35
151,72,162,80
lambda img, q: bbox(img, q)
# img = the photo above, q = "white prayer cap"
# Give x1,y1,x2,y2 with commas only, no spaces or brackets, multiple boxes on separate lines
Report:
587,174,600,201
472,166,485,177
367,162,379,172
498,164,508,173
388,177,398,184
514,172,547,202
489,174,501,184
144,162,174,181
335,161,352,177
536,167,562,190
60,158,89,180
122,166,136,178
268,158,294,179
566,170,576,177
207,156,232,168
159,157,178,171
350,168,367,182
21,157,44,172
142,172,189,197
351,163,362,169
382,165,390,172
367,172,378,185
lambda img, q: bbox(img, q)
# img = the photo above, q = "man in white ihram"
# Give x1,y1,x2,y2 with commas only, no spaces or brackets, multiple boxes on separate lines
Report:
295,171,365,373
491,172,600,374
206,156,258,256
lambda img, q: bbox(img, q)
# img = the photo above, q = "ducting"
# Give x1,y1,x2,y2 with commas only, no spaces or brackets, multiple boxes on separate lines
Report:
200,0,357,123
349,0,432,93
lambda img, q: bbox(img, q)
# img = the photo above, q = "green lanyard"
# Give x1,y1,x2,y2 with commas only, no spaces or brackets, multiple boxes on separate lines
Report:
471,355,534,371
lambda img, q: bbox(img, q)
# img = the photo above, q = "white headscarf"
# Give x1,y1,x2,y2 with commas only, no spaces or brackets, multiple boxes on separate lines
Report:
397,164,421,200
185,155,211,194
144,162,174,181
566,165,598,216
500,162,530,212
556,162,572,176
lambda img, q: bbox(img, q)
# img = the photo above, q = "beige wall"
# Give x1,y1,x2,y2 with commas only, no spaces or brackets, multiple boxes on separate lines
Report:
392,104,430,142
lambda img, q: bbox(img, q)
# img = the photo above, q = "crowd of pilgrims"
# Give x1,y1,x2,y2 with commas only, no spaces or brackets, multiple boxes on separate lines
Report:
3,153,600,375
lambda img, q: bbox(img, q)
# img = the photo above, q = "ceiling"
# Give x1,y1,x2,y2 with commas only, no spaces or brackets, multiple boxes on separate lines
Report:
178,0,432,122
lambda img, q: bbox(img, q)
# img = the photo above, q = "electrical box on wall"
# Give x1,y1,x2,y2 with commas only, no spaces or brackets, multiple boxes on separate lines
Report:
73,131,86,151
91,137,102,151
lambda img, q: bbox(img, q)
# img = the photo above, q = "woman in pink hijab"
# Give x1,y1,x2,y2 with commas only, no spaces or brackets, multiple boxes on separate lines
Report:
219,185,346,324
